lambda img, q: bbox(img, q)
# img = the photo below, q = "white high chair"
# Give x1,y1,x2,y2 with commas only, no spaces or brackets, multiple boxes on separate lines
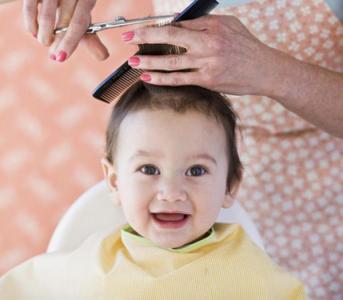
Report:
47,180,265,252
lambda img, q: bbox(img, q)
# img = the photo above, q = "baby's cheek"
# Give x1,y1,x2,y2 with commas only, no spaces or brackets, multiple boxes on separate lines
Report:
128,189,151,214
137,181,158,201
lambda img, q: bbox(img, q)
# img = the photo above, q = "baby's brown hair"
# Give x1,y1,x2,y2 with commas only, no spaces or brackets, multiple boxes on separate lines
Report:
105,82,243,194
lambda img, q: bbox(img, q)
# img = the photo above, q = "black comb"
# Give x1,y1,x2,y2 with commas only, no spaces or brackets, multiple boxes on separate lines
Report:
92,0,219,103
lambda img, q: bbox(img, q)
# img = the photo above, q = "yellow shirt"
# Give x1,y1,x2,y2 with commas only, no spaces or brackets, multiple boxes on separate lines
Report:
0,223,306,300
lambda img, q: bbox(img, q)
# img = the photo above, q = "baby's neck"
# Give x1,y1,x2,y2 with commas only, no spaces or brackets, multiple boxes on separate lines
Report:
171,228,213,249
127,225,214,249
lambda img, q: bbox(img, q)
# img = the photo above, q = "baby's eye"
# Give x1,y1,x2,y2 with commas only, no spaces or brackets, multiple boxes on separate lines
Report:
139,165,160,175
186,165,207,177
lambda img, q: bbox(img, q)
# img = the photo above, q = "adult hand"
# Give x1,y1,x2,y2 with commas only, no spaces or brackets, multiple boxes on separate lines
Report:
123,14,283,97
23,0,109,62
124,14,343,138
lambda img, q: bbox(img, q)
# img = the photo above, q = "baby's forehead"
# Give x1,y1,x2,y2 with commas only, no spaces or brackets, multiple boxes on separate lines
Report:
119,108,224,135
123,106,219,123
117,108,227,152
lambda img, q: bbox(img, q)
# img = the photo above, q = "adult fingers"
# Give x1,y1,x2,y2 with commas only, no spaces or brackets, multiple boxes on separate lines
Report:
128,54,200,71
48,0,77,59
50,32,108,62
52,0,97,60
37,0,58,46
23,0,38,36
123,25,204,54
178,15,243,37
175,15,214,31
140,70,201,86
80,34,109,61
55,0,78,28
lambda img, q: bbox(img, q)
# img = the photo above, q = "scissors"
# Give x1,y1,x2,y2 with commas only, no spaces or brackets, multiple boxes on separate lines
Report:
54,14,175,35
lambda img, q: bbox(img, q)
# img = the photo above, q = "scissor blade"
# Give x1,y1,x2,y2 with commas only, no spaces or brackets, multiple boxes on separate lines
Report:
89,14,175,32
56,14,175,35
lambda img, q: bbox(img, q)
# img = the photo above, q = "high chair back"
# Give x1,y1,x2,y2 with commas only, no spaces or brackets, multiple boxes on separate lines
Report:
47,180,265,252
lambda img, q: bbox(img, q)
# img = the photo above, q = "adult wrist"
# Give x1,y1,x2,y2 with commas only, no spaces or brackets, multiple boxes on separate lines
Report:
261,47,304,102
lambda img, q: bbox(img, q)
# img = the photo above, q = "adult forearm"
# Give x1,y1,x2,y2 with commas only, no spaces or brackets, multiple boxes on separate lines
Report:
268,49,343,138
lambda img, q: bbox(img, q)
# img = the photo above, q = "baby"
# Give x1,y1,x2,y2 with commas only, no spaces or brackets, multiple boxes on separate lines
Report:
0,82,306,299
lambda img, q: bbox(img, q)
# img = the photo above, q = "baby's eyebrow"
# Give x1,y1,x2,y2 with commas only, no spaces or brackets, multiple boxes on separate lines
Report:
129,150,156,162
188,154,217,166
129,150,217,166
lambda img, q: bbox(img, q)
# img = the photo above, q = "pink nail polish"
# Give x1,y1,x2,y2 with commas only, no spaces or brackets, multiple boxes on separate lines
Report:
128,56,140,67
32,32,37,38
56,50,67,62
140,73,151,82
121,31,135,42
50,53,56,61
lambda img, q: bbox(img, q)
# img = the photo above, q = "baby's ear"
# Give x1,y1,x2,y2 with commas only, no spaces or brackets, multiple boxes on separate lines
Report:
101,157,121,206
222,192,234,208
222,184,239,208
101,157,118,192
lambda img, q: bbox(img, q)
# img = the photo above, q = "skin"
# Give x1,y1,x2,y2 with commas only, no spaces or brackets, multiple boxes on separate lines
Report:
126,16,343,138
101,109,234,249
21,1,343,137
22,0,108,60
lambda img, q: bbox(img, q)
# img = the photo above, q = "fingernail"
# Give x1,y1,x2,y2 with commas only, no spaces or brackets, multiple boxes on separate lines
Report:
32,32,37,38
121,31,135,42
140,73,151,82
128,56,140,67
56,50,67,62
49,53,56,61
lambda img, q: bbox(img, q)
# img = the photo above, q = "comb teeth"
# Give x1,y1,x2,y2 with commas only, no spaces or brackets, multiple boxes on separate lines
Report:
92,44,185,104
99,68,143,103
92,23,175,104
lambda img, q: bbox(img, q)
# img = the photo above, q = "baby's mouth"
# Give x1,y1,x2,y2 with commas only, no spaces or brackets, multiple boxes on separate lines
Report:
153,213,188,221
151,212,190,229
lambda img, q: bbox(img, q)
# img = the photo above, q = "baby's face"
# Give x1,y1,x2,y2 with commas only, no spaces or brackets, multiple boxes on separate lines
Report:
104,108,233,248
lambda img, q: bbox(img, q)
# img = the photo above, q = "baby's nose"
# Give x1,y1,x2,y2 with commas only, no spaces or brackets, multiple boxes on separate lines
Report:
156,176,187,202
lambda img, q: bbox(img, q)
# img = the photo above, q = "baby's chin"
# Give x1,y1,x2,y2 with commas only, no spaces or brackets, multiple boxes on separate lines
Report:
146,222,214,249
